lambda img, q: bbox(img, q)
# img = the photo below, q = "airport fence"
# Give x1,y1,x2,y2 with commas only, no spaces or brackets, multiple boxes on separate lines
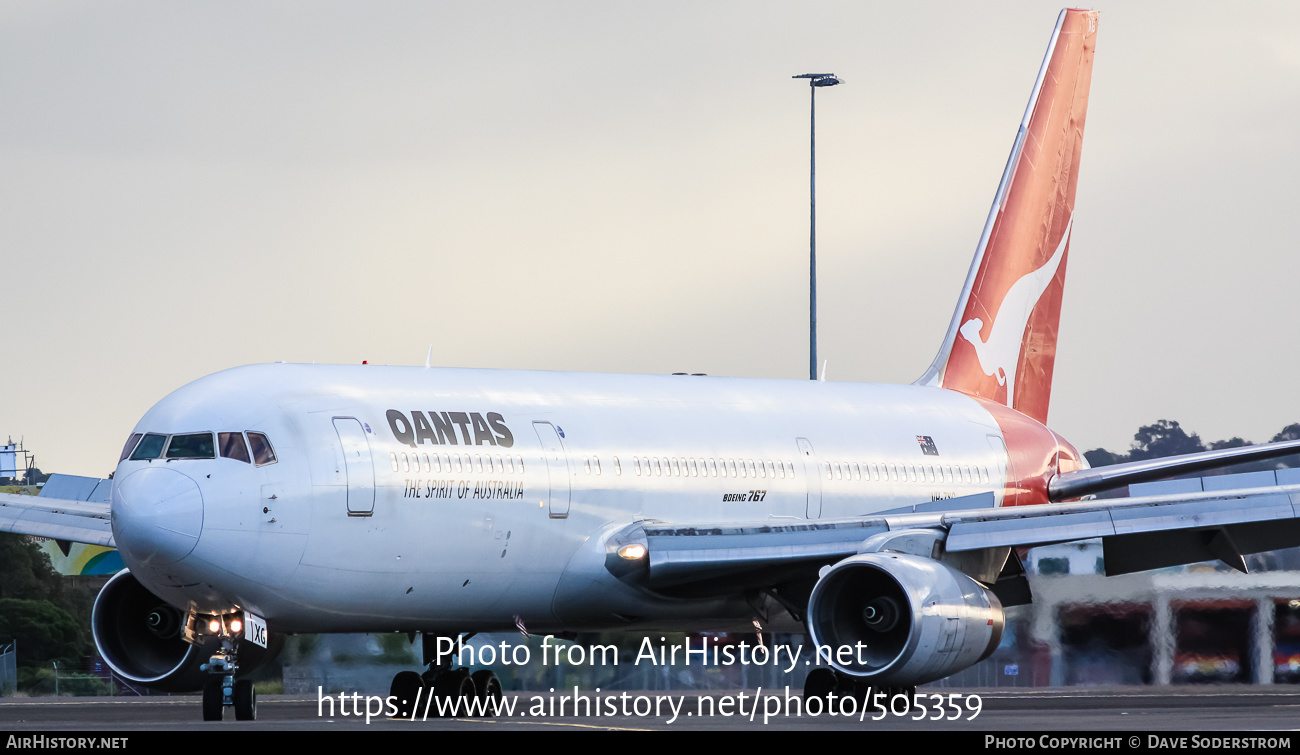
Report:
0,641,15,696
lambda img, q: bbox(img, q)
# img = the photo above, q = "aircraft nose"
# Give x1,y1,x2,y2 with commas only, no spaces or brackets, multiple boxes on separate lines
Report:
111,467,204,567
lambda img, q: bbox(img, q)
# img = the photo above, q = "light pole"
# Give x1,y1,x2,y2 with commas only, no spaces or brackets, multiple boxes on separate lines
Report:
793,73,841,381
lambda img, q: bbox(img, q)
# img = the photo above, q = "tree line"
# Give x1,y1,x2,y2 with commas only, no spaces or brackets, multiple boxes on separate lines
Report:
1083,419,1300,473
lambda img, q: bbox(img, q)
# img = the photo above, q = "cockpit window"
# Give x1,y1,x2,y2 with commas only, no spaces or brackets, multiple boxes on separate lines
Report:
218,432,251,463
119,433,143,462
165,433,215,459
130,433,168,460
247,432,277,467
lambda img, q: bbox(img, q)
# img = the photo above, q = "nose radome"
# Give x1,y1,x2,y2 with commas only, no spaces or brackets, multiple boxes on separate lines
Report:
111,467,204,567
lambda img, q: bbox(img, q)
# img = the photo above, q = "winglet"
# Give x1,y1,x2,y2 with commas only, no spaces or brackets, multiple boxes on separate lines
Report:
917,9,1098,426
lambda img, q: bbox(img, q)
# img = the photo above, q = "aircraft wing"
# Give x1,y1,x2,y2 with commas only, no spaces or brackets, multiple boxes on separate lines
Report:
0,491,115,547
1049,437,1300,500
623,474,1300,594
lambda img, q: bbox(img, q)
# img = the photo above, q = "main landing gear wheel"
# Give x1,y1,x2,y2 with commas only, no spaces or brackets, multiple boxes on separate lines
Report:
803,668,838,700
432,668,476,717
471,669,502,704
865,685,917,713
202,678,224,721
233,679,257,721
389,670,424,718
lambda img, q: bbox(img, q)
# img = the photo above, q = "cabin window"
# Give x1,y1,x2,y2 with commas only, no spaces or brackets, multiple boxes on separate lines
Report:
433,454,442,473
613,456,621,475
401,453,410,472
120,433,143,462
166,433,215,459
390,453,399,472
515,455,524,473
247,432,277,466
218,432,250,463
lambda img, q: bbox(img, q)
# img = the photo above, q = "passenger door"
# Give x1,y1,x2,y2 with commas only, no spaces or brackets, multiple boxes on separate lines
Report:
333,417,375,516
533,421,571,519
797,437,822,519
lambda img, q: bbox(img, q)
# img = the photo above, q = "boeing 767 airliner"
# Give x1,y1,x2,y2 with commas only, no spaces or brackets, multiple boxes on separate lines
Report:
6,8,1300,721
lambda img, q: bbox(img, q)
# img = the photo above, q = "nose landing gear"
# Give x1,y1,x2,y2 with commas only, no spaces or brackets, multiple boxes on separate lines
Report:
200,645,257,721
194,612,267,722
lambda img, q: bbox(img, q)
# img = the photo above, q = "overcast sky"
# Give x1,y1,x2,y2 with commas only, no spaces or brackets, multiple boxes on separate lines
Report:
4,1,1299,478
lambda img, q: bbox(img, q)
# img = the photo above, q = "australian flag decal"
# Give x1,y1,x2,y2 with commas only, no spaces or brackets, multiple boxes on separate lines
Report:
917,435,939,456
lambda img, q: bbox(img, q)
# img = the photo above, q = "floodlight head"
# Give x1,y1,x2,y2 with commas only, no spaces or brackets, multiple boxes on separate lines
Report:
812,77,842,87
792,73,836,80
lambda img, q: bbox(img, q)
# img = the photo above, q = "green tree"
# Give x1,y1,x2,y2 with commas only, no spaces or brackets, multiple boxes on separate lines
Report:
1127,420,1204,461
0,533,92,672
0,599,86,665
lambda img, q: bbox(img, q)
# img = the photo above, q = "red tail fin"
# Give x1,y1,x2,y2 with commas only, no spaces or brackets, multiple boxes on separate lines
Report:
917,9,1098,425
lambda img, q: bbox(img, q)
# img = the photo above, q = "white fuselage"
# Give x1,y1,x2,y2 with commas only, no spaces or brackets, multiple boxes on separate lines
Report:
111,363,1024,635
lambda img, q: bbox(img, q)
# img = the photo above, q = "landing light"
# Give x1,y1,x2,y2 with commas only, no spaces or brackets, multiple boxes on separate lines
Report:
618,544,647,560
208,619,221,633
229,618,243,634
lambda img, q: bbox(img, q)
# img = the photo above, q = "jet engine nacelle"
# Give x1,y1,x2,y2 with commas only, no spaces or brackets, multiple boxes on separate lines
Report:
806,552,1004,687
92,570,282,692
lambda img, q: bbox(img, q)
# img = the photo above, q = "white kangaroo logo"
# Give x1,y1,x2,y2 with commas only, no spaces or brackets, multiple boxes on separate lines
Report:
958,216,1072,409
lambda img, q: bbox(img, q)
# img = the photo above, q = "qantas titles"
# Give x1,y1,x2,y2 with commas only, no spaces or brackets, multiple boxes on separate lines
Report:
387,410,514,448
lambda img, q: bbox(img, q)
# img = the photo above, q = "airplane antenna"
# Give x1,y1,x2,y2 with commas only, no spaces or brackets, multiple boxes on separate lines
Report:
425,345,433,369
